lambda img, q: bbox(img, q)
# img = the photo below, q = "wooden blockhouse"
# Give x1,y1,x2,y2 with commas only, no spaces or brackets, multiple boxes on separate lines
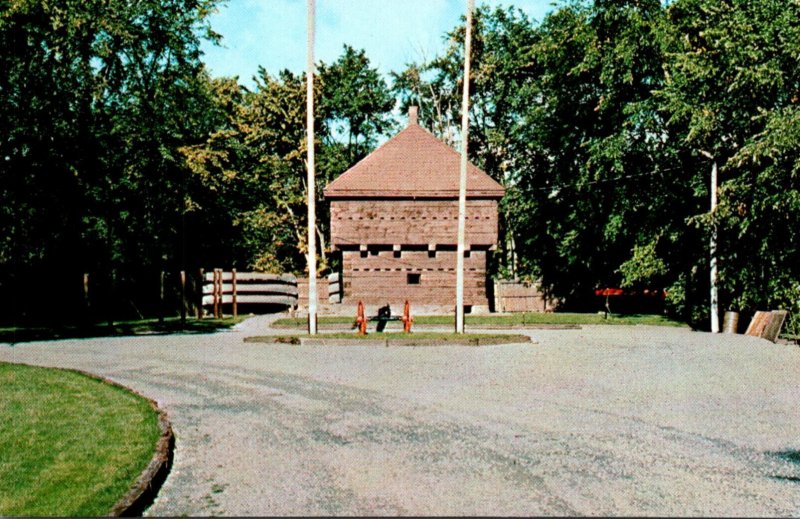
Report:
323,107,505,310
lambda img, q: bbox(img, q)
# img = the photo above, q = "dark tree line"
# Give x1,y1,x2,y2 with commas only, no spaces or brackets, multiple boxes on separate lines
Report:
397,0,800,330
2,0,799,332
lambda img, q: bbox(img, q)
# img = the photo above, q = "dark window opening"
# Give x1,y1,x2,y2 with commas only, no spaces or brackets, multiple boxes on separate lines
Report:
407,273,421,285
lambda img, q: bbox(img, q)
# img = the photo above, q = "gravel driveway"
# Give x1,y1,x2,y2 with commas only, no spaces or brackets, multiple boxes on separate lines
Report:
2,317,799,516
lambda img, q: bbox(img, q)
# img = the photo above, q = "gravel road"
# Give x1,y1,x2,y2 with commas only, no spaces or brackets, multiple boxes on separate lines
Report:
2,316,799,516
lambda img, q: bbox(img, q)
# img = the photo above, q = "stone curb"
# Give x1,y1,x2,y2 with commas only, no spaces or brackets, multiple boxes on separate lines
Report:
271,323,581,332
108,400,174,517
55,368,174,518
245,335,533,347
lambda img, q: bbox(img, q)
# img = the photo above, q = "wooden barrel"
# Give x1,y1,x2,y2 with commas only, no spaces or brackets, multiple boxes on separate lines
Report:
723,311,739,334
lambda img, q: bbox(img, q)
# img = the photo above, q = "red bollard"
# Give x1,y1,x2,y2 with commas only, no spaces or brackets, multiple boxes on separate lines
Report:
402,300,413,333
356,301,367,335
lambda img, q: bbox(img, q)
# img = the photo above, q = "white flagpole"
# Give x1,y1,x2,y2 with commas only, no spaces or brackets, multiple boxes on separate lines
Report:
456,0,474,334
306,0,318,334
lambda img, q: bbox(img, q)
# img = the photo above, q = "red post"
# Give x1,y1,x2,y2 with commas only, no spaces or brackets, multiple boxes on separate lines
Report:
402,300,413,333
356,301,367,335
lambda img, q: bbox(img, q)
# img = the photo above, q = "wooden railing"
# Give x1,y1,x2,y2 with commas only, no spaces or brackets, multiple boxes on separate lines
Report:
201,270,298,318
493,279,554,313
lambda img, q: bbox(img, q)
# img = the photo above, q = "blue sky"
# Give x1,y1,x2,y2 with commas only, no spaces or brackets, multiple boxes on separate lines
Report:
200,0,556,87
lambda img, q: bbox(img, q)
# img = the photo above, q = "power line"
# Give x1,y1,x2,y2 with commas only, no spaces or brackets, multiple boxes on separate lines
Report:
525,159,710,193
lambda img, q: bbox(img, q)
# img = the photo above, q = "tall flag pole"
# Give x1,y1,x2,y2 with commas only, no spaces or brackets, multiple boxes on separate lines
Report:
456,0,474,334
306,0,318,334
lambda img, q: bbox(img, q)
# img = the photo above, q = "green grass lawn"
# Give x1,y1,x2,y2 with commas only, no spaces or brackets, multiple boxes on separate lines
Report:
0,316,243,344
272,312,686,328
0,363,161,516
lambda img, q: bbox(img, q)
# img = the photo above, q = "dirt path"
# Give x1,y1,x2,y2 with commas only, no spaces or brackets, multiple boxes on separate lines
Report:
2,318,799,516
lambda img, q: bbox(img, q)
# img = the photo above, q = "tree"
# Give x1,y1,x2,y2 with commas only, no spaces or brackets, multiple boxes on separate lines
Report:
392,6,538,275
509,0,685,310
318,45,396,165
0,0,222,323
181,69,311,274
659,0,800,329
181,47,396,277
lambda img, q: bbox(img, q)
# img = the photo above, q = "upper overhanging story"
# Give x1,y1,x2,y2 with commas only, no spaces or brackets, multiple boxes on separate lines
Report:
323,106,506,251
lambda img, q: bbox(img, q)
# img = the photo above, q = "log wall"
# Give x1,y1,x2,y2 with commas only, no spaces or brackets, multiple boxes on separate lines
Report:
296,277,332,306
341,249,487,305
330,199,498,248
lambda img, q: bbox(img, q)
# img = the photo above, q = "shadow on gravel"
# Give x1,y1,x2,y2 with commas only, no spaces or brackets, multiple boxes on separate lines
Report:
0,317,241,344
767,450,800,483
774,450,800,464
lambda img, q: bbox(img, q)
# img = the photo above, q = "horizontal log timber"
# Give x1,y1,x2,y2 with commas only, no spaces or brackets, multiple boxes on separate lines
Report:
202,294,298,306
346,278,486,304
343,250,486,269
497,285,545,298
493,279,552,312
343,288,486,297
204,271,296,283
344,292,486,306
330,199,499,247
346,272,485,284
200,270,299,316
339,247,489,306
202,283,298,296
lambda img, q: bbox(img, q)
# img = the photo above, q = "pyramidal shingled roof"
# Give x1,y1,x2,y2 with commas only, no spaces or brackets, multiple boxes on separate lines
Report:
323,110,505,199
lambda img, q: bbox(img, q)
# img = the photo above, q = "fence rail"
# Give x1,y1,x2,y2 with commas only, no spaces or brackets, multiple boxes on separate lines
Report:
201,269,298,318
493,279,553,313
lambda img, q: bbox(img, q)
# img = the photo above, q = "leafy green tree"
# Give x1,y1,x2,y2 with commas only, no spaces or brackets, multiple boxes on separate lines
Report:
509,0,682,310
318,45,396,164
182,47,396,277
659,0,800,328
0,0,221,323
392,6,538,275
181,70,310,274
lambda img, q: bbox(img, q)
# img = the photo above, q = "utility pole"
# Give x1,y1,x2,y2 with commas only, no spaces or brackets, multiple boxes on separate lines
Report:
306,0,318,334
701,150,719,333
455,0,474,334
709,159,719,333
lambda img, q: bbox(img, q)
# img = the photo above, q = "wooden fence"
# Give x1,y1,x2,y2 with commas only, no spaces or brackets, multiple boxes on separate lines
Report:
493,279,554,313
202,271,346,317
296,273,343,306
201,269,298,318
